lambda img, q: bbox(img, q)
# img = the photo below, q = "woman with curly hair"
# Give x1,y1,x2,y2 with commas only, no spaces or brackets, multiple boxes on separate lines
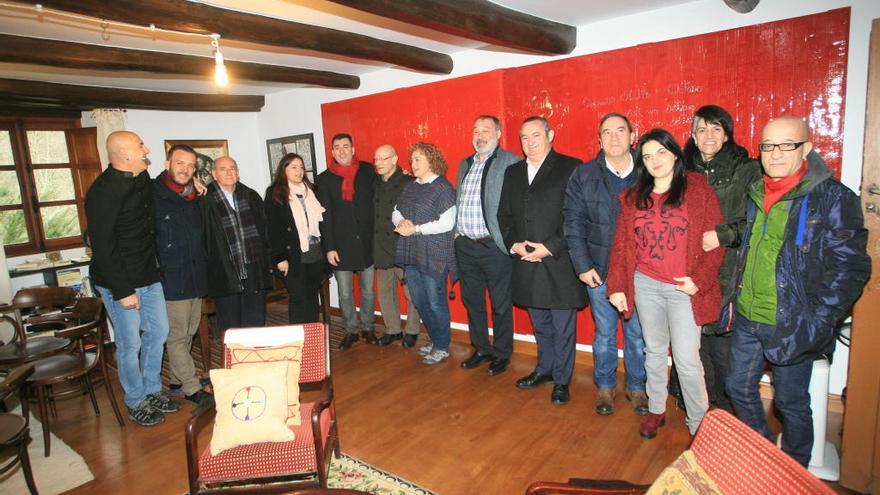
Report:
607,128,725,439
264,153,326,323
392,142,457,365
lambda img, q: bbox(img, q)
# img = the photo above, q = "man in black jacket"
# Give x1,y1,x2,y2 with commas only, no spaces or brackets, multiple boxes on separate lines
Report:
153,144,212,408
499,117,587,405
86,130,181,427
372,144,421,348
316,133,377,349
203,157,273,333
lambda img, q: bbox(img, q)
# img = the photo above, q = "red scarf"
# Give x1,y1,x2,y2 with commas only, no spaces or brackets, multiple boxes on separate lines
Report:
159,170,196,201
763,165,807,213
327,154,360,201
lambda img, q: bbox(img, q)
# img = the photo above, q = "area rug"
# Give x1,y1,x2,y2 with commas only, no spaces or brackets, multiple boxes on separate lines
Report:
329,453,435,494
0,412,94,494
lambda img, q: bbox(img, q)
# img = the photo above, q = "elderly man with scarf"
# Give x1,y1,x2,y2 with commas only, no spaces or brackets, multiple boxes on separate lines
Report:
315,133,377,350
203,156,273,333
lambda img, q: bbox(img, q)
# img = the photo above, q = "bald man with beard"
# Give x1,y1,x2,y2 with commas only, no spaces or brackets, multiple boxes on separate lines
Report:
86,131,181,427
725,116,870,466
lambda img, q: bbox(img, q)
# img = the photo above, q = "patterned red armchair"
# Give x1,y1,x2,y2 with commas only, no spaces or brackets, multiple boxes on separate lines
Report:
526,409,834,495
185,322,339,494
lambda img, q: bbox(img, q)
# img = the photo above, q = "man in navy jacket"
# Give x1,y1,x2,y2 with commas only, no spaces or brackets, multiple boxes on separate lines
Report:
563,113,647,416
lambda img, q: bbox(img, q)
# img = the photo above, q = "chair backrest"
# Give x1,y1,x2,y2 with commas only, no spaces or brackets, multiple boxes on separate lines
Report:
691,409,834,494
12,287,76,313
0,363,34,401
222,322,328,384
53,298,108,368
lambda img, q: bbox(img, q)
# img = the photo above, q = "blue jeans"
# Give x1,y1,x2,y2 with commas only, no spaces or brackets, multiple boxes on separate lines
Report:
334,266,375,335
404,266,450,351
97,283,170,408
726,313,814,466
587,283,646,392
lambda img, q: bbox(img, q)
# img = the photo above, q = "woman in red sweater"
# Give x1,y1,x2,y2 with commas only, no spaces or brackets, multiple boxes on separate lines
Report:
607,128,725,439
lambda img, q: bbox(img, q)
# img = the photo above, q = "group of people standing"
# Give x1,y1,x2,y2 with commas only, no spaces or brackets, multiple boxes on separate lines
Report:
86,102,869,469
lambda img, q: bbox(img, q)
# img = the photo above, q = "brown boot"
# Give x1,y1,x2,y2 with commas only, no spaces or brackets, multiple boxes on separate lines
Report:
595,388,616,415
639,412,666,439
626,390,649,416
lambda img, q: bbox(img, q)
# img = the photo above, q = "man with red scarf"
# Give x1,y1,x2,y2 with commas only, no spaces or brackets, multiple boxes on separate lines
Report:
726,116,870,466
316,133,377,349
153,144,212,408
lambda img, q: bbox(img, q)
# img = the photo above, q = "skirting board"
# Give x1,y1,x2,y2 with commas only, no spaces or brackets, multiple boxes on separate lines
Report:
354,309,844,415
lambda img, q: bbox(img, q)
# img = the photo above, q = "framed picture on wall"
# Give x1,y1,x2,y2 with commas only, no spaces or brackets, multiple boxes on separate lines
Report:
266,133,316,182
164,139,229,186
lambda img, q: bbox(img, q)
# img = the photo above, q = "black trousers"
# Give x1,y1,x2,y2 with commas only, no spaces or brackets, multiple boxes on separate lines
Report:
284,260,325,324
214,262,267,333
455,236,514,359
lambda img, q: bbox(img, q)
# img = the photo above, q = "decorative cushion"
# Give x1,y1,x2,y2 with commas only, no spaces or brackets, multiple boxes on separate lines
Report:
200,402,333,482
209,361,295,455
228,339,304,425
647,450,722,495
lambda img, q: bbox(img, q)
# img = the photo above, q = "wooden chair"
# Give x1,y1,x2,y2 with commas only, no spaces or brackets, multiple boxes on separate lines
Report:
0,364,38,495
525,409,834,495
22,298,125,457
0,287,77,368
185,322,338,494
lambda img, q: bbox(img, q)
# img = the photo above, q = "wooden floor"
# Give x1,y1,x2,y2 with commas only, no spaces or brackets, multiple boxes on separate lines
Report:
11,313,855,495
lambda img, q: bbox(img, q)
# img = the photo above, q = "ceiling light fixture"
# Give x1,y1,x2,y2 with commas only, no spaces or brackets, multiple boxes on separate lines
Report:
211,33,229,88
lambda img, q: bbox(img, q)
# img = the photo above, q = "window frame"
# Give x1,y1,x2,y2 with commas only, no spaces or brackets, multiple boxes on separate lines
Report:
0,116,88,257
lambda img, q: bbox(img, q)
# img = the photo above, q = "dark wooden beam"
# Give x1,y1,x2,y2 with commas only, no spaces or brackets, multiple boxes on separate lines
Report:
0,79,264,112
32,0,453,74
327,0,576,55
0,34,360,89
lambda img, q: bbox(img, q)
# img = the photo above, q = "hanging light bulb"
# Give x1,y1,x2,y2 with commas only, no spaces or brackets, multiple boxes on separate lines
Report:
211,34,228,88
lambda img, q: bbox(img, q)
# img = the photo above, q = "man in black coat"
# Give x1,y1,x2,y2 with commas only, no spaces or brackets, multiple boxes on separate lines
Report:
372,144,422,348
203,156,273,333
316,133,377,350
498,116,587,405
153,144,212,408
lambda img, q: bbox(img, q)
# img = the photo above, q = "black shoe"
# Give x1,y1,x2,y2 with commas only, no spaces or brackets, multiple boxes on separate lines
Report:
487,358,509,376
127,401,164,427
146,392,181,413
460,351,493,369
376,333,403,346
551,384,570,405
402,334,418,348
185,390,214,409
516,370,554,389
339,333,358,350
362,331,378,344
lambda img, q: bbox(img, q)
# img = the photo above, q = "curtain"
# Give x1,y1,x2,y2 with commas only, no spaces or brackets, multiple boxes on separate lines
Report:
90,109,127,169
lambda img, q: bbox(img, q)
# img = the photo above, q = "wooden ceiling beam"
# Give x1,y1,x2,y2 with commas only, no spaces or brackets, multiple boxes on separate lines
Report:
32,0,454,74
327,0,576,55
0,34,360,89
0,79,265,112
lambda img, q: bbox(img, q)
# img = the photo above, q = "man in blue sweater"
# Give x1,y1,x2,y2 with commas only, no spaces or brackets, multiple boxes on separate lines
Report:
563,113,647,416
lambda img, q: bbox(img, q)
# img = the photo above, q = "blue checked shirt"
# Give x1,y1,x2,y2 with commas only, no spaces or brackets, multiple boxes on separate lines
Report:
456,149,493,239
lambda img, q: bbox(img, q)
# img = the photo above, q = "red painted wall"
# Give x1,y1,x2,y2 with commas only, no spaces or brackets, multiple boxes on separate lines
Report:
320,8,850,345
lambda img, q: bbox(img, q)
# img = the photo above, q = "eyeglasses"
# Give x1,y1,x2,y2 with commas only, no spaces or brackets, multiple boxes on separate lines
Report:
759,141,807,152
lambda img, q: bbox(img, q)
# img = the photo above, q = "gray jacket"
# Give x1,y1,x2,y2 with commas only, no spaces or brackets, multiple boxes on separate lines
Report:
455,147,520,253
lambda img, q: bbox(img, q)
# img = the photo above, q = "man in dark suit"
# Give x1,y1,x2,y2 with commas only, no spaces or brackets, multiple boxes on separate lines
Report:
498,116,587,405
315,133,377,349
455,115,519,376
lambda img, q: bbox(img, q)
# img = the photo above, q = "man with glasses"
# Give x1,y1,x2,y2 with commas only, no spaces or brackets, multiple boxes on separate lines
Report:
456,115,520,376
725,116,870,466
372,144,422,348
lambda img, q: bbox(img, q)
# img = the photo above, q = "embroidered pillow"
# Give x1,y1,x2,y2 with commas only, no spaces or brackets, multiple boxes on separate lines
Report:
227,339,303,425
209,361,295,455
646,450,722,495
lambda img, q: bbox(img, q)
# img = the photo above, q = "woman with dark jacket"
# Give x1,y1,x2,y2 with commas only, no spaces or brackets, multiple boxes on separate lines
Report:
679,104,763,412
393,142,457,365
264,153,326,324
607,129,725,440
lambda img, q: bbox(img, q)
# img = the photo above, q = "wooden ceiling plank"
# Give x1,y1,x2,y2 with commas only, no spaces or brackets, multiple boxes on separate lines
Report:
0,34,360,89
0,78,265,112
327,0,576,55
32,0,454,74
